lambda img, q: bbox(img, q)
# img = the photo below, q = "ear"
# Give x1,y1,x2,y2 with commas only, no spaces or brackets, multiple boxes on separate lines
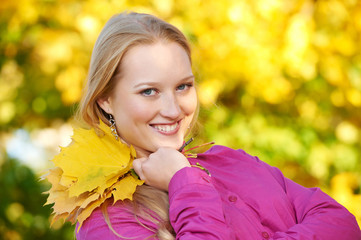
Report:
97,97,113,115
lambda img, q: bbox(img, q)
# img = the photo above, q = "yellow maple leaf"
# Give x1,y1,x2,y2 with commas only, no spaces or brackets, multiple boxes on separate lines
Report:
43,167,67,192
45,120,144,230
76,190,113,231
112,174,143,203
97,172,120,196
53,121,134,197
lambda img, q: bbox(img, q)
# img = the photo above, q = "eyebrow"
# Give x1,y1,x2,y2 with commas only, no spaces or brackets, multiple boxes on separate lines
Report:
134,75,195,88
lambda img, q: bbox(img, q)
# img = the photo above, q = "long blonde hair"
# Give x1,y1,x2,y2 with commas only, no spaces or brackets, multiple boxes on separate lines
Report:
77,12,193,239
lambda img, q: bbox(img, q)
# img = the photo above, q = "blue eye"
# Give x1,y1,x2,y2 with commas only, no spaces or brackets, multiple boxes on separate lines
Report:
141,88,156,96
177,84,186,90
177,83,193,91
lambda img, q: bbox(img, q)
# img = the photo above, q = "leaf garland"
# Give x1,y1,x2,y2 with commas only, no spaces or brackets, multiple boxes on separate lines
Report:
43,120,143,231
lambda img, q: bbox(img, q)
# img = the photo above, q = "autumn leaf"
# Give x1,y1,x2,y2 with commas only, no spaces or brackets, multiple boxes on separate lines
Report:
53,121,134,197
43,167,67,192
44,120,144,230
76,190,113,231
112,174,143,203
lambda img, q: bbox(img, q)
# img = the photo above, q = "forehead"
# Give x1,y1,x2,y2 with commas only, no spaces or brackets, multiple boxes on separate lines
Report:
117,41,192,85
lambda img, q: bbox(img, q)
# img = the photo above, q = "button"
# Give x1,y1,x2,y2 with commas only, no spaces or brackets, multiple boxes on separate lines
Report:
262,231,269,239
228,195,237,202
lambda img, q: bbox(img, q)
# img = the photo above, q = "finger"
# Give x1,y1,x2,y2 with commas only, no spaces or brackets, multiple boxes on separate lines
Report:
132,158,146,180
135,157,147,163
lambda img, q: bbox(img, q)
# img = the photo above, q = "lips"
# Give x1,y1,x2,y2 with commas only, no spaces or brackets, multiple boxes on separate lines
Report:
150,121,180,134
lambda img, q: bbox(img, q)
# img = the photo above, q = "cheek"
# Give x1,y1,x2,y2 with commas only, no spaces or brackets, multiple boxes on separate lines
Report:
182,91,198,115
118,100,155,125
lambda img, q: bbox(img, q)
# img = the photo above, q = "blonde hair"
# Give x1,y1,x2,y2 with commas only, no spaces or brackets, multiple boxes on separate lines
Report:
77,12,194,239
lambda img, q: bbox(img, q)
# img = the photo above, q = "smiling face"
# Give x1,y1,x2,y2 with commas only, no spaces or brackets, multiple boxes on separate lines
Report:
98,41,198,157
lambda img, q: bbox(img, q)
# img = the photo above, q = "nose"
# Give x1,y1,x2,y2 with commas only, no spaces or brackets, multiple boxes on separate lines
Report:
159,94,181,119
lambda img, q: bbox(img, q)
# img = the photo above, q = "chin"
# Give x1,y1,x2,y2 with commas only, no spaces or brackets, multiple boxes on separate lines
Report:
155,139,183,150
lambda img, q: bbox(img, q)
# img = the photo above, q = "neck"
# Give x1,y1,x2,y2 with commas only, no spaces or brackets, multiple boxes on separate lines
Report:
133,146,153,158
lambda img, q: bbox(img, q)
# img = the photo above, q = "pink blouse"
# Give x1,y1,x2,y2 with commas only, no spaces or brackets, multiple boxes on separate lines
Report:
76,145,361,239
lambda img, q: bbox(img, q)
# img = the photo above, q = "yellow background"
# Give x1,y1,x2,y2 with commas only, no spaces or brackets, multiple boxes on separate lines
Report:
0,0,360,238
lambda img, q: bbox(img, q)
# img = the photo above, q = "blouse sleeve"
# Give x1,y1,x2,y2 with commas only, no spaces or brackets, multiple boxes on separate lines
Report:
263,162,361,240
168,167,232,239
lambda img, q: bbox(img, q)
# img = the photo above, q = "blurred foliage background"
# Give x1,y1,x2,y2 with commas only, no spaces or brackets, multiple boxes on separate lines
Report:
0,0,360,239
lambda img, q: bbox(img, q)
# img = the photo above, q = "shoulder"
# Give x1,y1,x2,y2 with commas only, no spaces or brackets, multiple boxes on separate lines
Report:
195,145,261,165
193,145,287,187
76,201,158,240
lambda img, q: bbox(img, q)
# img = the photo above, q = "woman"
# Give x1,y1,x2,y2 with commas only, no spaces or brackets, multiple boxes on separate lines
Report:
45,12,361,239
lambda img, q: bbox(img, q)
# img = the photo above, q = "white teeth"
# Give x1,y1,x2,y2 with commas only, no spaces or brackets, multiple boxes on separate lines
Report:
153,123,178,132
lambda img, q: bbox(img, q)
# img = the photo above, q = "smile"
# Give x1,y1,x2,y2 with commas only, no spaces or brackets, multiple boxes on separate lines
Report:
151,122,180,134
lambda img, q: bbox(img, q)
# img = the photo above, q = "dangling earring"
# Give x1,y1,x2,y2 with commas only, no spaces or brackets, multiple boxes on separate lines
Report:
108,114,119,141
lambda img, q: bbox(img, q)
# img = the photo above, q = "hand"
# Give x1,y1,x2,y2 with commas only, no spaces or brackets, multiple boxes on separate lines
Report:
132,147,191,191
